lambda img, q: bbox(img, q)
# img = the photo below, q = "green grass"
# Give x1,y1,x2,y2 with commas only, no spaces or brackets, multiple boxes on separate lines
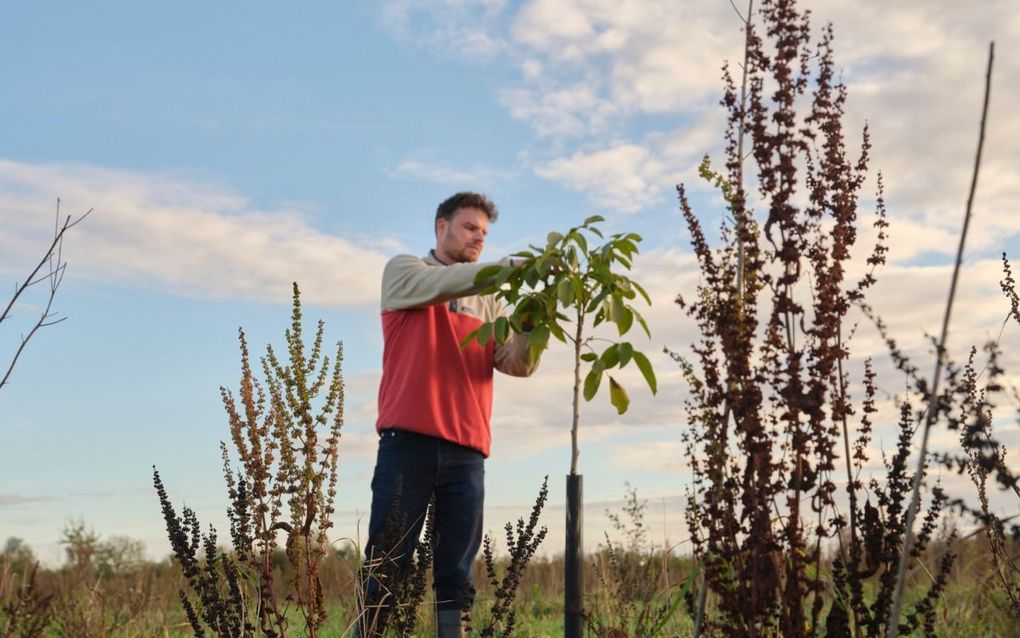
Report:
3,539,1017,637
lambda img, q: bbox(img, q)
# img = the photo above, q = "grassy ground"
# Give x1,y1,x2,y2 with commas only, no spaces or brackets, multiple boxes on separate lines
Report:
2,537,1017,636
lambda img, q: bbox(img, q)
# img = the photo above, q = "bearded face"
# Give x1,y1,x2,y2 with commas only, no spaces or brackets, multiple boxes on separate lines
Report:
435,207,490,264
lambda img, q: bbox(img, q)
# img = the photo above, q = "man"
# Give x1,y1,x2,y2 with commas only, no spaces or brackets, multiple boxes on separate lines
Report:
361,192,540,637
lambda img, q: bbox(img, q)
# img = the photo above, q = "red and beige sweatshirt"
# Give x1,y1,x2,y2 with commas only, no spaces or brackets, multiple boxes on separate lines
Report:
375,251,539,457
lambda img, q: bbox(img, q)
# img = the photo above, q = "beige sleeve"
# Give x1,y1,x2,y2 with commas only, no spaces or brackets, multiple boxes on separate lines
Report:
491,296,541,377
494,332,540,377
381,254,508,311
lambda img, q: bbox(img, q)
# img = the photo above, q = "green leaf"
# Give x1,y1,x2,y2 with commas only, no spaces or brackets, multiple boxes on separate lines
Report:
631,351,657,395
524,268,540,288
569,231,588,255
614,298,634,335
571,278,585,306
633,307,651,338
616,238,639,258
593,260,612,282
494,316,509,345
611,249,632,268
477,322,492,346
557,278,575,307
536,255,547,275
580,352,598,363
631,280,652,305
566,246,580,271
618,342,633,367
608,376,629,414
495,266,513,287
583,367,602,401
459,327,481,349
583,214,605,225
547,231,564,247
474,264,504,286
586,288,610,314
527,324,550,361
600,343,620,368
545,296,559,318
546,320,567,342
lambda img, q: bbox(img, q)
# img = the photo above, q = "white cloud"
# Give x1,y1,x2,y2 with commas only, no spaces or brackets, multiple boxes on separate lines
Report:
536,144,668,213
511,0,737,108
512,0,596,52
381,0,510,61
510,0,741,122
389,159,512,186
500,83,617,137
383,0,1020,225
533,116,721,213
0,160,391,307
0,493,57,507
613,440,687,474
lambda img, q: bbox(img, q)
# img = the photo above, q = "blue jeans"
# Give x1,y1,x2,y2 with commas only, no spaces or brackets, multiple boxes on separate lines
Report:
364,429,485,615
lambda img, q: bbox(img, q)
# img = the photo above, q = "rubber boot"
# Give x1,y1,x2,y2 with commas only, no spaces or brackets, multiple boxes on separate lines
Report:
436,609,468,638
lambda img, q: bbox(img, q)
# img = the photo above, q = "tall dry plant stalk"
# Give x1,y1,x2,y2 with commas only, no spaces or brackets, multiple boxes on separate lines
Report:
922,254,1020,618
883,41,994,637
1,563,51,638
356,489,437,638
951,342,1020,616
586,485,696,638
155,282,344,637
478,476,549,638
673,0,955,635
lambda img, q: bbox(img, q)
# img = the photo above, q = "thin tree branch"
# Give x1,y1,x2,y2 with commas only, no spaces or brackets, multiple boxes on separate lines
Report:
1,201,91,392
0,205,90,325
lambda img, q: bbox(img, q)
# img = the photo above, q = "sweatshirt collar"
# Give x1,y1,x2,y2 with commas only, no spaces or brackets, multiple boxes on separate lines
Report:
427,249,451,266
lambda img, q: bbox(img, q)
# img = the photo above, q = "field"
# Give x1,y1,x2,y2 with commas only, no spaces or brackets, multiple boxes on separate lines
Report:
4,0,1020,636
2,531,1018,637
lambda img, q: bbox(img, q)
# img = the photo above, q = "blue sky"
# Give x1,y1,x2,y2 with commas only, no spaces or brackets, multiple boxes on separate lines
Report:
2,0,1018,564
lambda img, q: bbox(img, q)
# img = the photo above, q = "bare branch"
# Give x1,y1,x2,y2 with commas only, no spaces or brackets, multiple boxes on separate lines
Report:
1,200,91,392
728,0,745,22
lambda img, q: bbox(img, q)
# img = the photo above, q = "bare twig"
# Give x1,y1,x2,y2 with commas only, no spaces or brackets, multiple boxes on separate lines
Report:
885,41,994,637
692,3,753,636
728,0,746,22
1,200,91,392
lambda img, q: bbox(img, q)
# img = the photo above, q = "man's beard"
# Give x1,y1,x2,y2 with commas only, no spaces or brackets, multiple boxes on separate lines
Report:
452,243,482,263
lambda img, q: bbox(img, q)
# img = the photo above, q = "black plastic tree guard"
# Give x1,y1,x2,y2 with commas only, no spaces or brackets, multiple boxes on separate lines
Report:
565,473,583,638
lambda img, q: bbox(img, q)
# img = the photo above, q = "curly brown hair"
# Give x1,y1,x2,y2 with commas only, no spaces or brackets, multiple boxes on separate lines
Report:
435,192,499,229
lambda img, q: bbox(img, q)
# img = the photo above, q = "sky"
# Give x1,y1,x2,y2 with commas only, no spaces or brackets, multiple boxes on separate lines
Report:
1,0,1018,566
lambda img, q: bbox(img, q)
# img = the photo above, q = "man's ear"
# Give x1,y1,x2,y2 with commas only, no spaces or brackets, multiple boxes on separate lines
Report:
435,216,447,238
